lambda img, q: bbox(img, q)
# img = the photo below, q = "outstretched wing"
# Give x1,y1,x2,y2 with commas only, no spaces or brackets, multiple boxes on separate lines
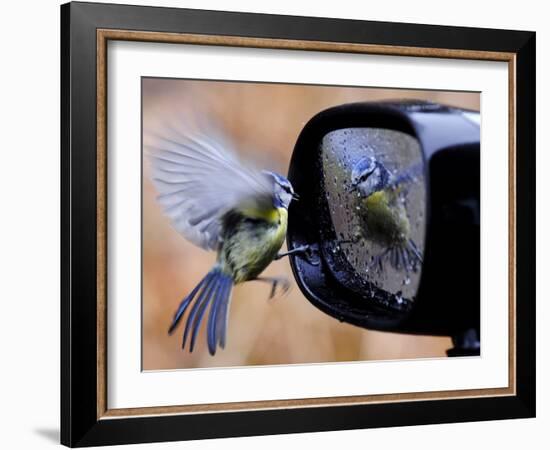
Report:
388,162,425,190
147,125,274,251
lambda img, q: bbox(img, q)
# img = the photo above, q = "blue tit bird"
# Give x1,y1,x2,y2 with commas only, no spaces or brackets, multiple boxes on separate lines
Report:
349,156,423,273
149,125,302,356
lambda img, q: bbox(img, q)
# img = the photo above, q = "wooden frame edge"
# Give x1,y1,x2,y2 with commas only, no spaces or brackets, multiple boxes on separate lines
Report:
97,29,108,419
98,28,515,61
95,28,517,420
100,387,515,419
508,55,517,395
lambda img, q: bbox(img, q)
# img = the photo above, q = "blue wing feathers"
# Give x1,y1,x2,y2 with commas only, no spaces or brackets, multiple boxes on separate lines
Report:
390,162,424,188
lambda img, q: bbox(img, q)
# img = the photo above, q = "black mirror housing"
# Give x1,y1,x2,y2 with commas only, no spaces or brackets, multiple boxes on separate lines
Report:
287,101,480,342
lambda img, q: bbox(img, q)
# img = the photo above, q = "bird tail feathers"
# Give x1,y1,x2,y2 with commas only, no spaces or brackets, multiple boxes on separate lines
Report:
372,239,423,273
389,239,423,272
168,267,233,355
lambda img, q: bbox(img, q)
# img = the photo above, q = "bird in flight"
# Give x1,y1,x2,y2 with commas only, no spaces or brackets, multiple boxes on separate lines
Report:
148,123,303,355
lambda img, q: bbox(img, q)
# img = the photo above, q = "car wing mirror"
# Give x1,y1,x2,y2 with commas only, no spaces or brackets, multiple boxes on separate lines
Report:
287,101,480,356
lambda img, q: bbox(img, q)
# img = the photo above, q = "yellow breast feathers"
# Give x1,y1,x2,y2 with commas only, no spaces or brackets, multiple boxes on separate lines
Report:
239,205,284,224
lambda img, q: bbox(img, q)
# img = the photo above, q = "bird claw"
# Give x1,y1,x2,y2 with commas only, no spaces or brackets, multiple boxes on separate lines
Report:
269,277,291,299
255,276,291,300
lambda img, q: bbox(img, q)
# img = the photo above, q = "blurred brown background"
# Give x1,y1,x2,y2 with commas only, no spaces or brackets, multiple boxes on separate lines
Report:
142,78,480,370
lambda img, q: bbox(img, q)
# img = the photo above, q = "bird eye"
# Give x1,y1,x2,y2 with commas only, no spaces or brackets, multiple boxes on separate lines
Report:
360,169,375,181
351,168,375,188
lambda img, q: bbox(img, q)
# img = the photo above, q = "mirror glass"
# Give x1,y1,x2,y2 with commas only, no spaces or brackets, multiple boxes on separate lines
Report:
321,128,426,303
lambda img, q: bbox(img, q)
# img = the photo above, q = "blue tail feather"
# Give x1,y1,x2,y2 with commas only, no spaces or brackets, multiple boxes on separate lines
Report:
168,273,210,335
189,276,222,352
169,268,233,355
371,239,423,274
182,274,214,350
407,239,423,263
207,277,232,355
217,280,233,349
207,280,224,355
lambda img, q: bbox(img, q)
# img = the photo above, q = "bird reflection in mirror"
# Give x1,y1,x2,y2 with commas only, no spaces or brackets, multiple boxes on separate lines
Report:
346,156,424,273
